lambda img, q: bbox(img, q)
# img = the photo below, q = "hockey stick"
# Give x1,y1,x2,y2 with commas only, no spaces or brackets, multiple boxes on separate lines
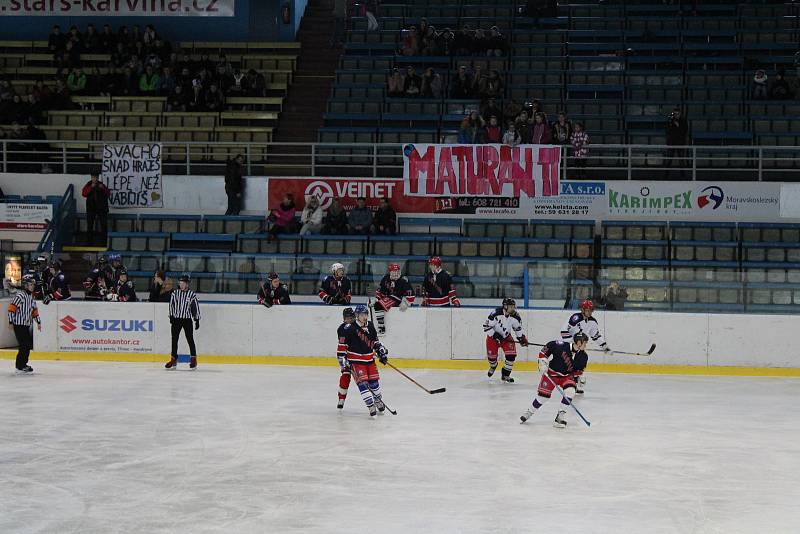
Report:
541,372,591,427
385,362,446,394
606,343,656,357
380,399,397,415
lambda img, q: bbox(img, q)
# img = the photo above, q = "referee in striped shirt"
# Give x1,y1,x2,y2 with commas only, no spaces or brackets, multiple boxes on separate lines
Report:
166,273,201,370
7,275,41,374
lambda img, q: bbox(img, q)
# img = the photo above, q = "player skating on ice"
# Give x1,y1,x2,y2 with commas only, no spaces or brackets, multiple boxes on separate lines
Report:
372,262,415,336
7,274,41,374
336,307,356,409
422,256,460,307
483,298,529,383
520,332,589,428
560,299,609,394
337,304,390,416
319,262,352,305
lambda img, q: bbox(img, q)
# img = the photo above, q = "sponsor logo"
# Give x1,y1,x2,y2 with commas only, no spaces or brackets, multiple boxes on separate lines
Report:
59,315,78,333
609,187,693,212
303,180,398,210
560,181,605,195
697,186,724,210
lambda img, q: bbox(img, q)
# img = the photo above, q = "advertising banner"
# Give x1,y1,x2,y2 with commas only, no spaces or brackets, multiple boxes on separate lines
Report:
0,203,53,230
102,143,163,208
0,0,235,16
402,143,561,198
56,303,155,353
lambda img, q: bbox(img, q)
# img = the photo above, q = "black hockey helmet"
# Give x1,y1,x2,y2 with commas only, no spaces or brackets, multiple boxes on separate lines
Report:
97,255,108,265
342,307,355,320
179,273,191,282
49,259,61,270
573,332,589,343
267,272,279,282
502,297,516,307
117,268,128,276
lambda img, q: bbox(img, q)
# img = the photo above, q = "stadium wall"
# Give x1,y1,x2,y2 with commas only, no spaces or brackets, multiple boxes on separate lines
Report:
2,300,798,375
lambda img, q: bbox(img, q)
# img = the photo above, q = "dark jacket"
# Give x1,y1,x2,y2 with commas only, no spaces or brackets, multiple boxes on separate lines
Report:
665,116,688,146
224,159,244,195
81,180,110,214
373,206,397,232
148,278,174,302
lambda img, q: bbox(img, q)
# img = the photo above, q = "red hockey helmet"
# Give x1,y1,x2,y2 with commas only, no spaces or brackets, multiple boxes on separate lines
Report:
388,262,401,280
428,256,442,267
580,299,594,311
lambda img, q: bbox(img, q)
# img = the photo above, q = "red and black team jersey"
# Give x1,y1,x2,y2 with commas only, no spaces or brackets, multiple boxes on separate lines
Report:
375,274,415,310
422,270,460,307
319,275,352,305
114,280,138,302
539,340,588,377
49,271,71,300
338,321,379,363
83,268,112,301
257,283,291,306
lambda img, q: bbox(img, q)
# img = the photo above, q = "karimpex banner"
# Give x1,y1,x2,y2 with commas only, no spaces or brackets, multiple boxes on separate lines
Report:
403,144,561,198
0,203,53,230
102,143,163,208
0,0,235,16
56,303,155,353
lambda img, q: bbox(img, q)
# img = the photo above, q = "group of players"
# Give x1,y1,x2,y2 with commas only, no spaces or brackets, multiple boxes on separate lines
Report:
326,256,611,428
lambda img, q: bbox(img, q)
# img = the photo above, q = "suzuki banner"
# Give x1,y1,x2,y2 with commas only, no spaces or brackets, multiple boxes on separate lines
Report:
0,0,235,16
402,143,561,198
56,302,155,353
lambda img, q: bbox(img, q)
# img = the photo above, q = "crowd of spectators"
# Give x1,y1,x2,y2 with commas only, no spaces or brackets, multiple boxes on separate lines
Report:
386,64,504,100
268,194,397,240
399,21,508,57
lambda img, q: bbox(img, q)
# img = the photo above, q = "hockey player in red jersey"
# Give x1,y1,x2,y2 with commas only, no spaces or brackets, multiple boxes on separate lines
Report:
336,307,356,409
520,332,589,428
372,263,415,336
257,272,291,307
483,298,529,383
319,262,352,305
337,304,390,416
422,256,460,307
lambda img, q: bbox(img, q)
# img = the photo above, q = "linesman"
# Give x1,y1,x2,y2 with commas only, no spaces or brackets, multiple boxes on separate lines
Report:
7,274,41,374
166,274,201,370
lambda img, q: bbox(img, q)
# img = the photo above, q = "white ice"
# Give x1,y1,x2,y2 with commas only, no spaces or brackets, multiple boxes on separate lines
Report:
1,361,798,534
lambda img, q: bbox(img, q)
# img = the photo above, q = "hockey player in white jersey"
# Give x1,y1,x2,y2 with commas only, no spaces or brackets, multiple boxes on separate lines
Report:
483,298,529,383
560,299,610,393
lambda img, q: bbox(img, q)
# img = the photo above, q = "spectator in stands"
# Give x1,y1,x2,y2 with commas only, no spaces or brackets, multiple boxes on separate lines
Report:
665,107,688,171
32,80,51,108
187,82,206,111
373,198,397,235
167,85,187,111
752,69,768,99
227,68,247,96
66,68,87,96
121,66,139,96
245,69,266,97
50,79,71,109
159,66,177,96
349,197,373,235
224,154,245,216
531,112,551,144
111,42,128,69
485,116,502,143
451,65,473,98
84,24,100,53
100,24,116,53
486,26,508,57
479,70,504,99
300,196,325,235
404,67,422,97
138,65,161,95
552,111,573,146
570,122,590,178
472,29,488,56
601,281,628,311
515,110,532,143
6,95,29,124
470,65,485,98
323,199,349,235
452,27,473,56
502,121,521,146
143,24,158,46
400,26,420,56
25,94,45,125
458,111,485,144
769,70,792,100
117,26,131,47
81,172,110,246
387,68,405,97
481,97,502,122
48,25,66,53
420,25,439,56
131,24,143,44
67,25,83,52
61,40,81,69
503,98,522,124
148,270,173,302
421,68,442,98
204,83,225,112
267,193,297,242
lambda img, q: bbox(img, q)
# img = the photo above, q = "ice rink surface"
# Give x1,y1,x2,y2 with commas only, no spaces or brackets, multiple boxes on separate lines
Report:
1,361,798,534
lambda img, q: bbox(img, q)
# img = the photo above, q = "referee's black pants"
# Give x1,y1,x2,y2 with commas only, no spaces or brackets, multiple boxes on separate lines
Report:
13,325,33,369
170,318,196,357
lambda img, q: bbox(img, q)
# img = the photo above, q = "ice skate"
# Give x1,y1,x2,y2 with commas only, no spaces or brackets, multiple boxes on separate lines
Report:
165,357,177,370
553,410,567,429
337,399,345,409
519,409,534,424
500,369,514,383
576,375,586,395
375,399,386,413
15,365,33,375
189,357,197,370
487,365,497,378
369,405,377,417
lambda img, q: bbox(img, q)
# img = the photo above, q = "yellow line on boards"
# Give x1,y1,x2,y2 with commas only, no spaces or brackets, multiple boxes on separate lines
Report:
0,350,799,377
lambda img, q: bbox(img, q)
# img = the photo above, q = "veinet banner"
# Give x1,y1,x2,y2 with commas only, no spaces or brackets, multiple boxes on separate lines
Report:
0,0,235,16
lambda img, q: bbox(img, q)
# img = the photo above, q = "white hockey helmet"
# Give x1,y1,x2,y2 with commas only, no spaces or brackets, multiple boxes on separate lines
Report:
331,262,345,277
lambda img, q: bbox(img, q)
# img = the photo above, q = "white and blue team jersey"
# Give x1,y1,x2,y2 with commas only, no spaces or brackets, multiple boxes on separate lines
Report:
483,307,525,341
560,313,607,349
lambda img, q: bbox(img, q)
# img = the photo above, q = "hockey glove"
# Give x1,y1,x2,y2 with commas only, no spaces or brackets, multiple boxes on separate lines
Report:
194,319,200,330
262,299,272,308
519,335,529,347
399,298,410,311
451,297,461,307
378,352,389,365
601,344,611,353
42,295,52,305
538,357,549,374
323,295,333,305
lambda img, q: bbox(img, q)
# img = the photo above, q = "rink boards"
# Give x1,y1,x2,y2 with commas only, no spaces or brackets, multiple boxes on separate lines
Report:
0,301,798,376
